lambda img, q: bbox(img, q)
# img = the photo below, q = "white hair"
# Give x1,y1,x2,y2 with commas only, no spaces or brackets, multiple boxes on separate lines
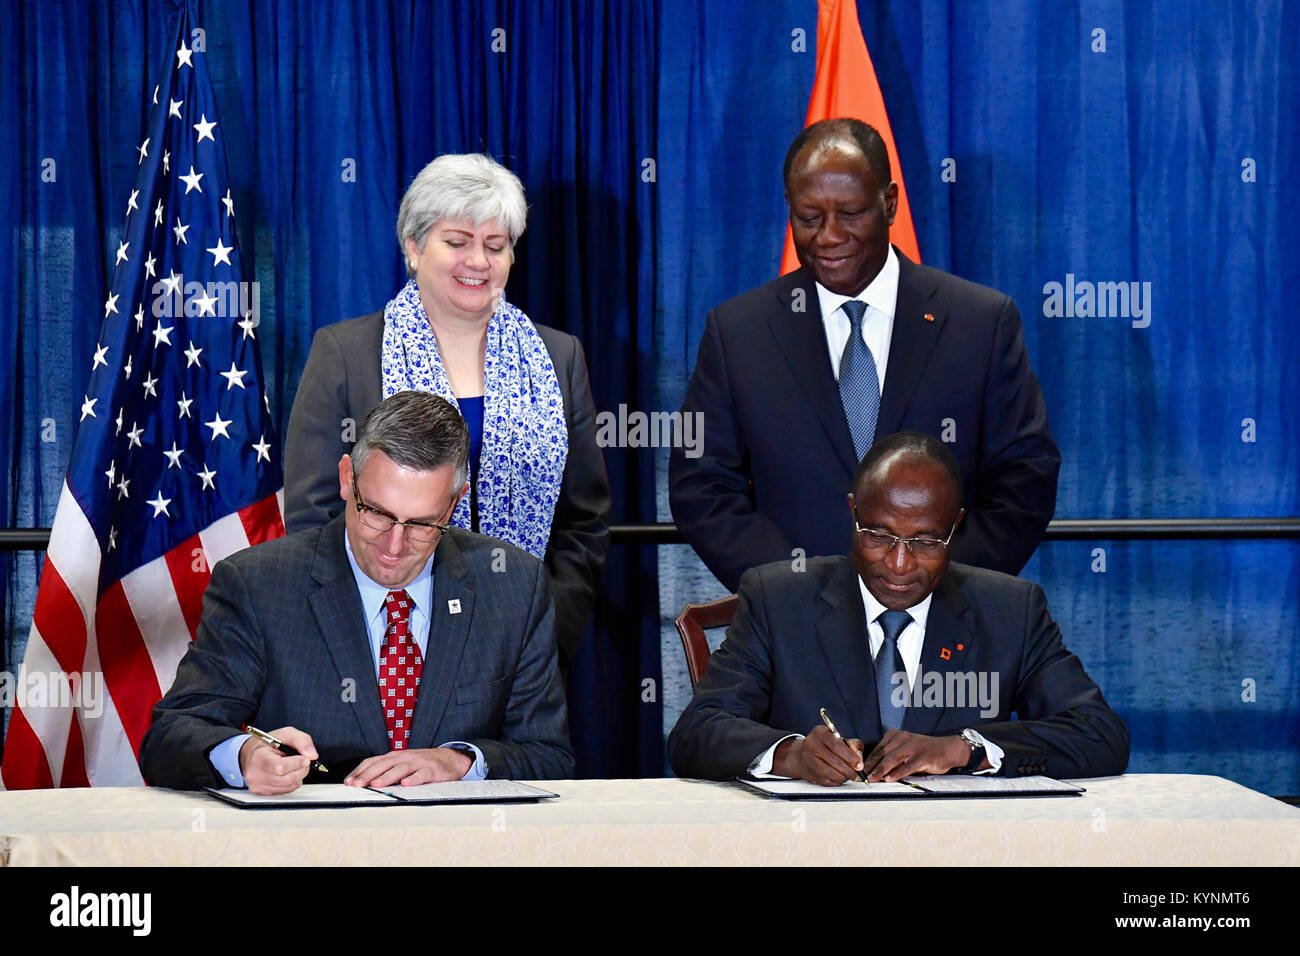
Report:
396,153,528,275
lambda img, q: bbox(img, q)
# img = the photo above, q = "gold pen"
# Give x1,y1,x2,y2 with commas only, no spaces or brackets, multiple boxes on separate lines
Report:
246,725,329,774
819,707,869,784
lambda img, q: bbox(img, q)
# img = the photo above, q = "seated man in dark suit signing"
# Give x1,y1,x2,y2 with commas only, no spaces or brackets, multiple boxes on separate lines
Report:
141,391,573,794
669,432,1128,785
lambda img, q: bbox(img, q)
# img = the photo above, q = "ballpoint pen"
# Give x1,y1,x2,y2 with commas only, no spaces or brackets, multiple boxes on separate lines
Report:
819,707,869,784
246,725,329,774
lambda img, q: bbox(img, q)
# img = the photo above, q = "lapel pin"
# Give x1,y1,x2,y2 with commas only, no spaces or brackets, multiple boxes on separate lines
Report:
924,312,935,323
957,643,964,651
448,599,462,615
940,647,951,660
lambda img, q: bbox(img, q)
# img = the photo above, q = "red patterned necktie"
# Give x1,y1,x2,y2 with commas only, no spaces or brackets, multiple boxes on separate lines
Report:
379,589,423,751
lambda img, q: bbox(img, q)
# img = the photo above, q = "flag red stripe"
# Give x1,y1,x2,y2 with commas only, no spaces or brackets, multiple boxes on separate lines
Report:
239,493,285,547
30,561,89,677
0,707,55,790
164,534,209,640
94,582,164,760
60,712,90,788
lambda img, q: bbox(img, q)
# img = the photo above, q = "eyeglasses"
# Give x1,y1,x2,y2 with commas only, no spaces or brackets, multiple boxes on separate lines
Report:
853,514,961,557
352,478,452,543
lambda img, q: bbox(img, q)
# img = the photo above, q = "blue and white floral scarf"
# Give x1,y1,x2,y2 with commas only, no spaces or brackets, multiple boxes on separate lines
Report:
380,279,568,559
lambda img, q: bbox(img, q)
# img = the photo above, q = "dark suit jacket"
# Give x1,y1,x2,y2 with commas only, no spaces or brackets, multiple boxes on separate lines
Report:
283,310,611,667
668,252,1060,589
139,518,575,789
668,558,1129,781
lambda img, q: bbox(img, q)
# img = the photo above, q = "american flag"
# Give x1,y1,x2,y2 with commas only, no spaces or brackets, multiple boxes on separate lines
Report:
0,6,284,788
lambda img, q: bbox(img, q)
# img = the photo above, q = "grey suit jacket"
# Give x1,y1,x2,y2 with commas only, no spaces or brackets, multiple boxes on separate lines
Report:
668,558,1129,781
139,518,575,789
283,310,611,666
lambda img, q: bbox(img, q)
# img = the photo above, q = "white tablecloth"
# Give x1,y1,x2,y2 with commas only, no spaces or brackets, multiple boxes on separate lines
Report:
1,774,1296,866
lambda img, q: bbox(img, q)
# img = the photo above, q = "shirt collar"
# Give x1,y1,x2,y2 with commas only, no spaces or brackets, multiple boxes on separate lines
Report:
814,245,900,322
343,529,436,629
858,574,934,632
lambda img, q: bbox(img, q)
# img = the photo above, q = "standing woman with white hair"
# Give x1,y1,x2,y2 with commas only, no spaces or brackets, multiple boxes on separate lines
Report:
284,153,611,673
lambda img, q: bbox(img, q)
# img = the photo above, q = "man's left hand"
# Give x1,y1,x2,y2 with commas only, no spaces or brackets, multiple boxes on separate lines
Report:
344,747,474,787
862,730,977,781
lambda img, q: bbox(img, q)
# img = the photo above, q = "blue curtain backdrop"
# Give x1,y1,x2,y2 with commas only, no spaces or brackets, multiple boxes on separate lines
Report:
4,0,1298,791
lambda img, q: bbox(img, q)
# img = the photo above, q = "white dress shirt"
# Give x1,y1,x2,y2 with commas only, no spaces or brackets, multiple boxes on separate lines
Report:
817,244,899,387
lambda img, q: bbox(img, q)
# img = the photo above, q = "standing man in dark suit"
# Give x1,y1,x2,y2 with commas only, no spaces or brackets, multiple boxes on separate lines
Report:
141,391,573,794
669,119,1060,588
669,432,1127,784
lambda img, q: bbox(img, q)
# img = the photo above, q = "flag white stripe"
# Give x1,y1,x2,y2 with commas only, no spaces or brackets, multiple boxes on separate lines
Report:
81,616,146,787
15,482,105,786
119,555,195,697
198,509,253,569
53,483,145,786
47,481,102,628
12,628,74,787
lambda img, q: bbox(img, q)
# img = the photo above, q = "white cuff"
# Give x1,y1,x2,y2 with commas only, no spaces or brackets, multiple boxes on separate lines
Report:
967,730,1004,774
747,734,804,778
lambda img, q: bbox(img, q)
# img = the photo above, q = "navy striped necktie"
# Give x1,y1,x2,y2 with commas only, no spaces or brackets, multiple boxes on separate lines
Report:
875,609,911,731
838,299,879,460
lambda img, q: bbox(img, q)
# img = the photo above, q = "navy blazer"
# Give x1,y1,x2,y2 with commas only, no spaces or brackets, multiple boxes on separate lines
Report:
669,252,1061,589
140,518,575,788
668,558,1129,781
283,310,611,667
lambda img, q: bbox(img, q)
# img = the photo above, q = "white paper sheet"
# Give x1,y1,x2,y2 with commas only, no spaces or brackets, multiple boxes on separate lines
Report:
373,780,557,802
908,774,1084,794
206,784,395,806
740,778,923,798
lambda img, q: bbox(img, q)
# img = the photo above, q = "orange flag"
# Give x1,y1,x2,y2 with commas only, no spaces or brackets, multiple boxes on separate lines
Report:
781,0,921,273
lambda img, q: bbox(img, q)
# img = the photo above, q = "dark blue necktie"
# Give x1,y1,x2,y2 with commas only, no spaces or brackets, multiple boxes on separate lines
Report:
875,609,911,731
838,299,880,461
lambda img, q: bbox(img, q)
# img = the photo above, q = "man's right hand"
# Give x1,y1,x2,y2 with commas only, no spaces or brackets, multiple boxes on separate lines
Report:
238,726,317,795
772,725,865,786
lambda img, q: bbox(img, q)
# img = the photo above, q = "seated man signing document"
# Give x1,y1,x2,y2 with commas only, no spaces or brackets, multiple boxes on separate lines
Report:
668,432,1128,785
141,391,573,794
